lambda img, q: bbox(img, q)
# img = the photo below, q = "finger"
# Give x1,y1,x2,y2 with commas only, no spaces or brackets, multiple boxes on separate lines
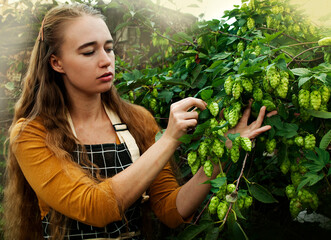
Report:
249,125,271,139
174,97,207,112
254,106,267,127
266,110,278,118
182,111,199,120
240,100,252,124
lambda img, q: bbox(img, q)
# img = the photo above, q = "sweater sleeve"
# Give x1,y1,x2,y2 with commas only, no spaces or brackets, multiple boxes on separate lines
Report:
10,118,122,227
148,162,194,228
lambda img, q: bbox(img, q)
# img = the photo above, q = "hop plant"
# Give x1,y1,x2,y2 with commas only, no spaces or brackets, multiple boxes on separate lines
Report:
294,136,304,147
263,77,273,93
244,196,253,208
318,36,331,46
310,90,321,110
240,137,252,152
208,102,219,117
253,87,263,101
266,138,276,153
218,119,228,136
224,76,235,95
280,158,290,175
285,185,296,199
242,78,253,93
304,134,315,150
212,140,225,158
237,41,244,53
217,201,229,221
232,81,243,99
276,73,289,98
290,197,302,218
262,99,277,111
247,17,255,30
267,66,280,89
230,145,240,163
226,183,236,194
298,89,310,109
229,108,240,127
204,160,214,177
187,151,197,166
319,85,330,104
209,196,220,214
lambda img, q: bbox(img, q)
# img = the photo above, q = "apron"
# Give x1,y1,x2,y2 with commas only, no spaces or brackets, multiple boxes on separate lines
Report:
42,105,146,239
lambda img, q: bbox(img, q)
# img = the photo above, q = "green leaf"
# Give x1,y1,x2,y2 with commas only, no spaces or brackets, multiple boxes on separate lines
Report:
228,133,240,142
177,221,213,240
298,76,313,88
306,109,331,119
291,68,312,77
230,221,249,240
205,60,223,73
202,176,227,188
158,90,174,103
212,52,232,60
5,82,15,91
304,148,329,172
155,129,165,142
204,227,219,240
174,32,195,45
319,130,331,149
274,123,298,138
198,109,212,124
114,21,131,33
201,89,213,101
248,183,278,203
297,172,324,191
178,134,193,144
183,50,199,55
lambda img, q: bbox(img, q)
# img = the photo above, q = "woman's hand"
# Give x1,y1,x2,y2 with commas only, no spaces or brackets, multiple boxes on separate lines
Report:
225,100,277,148
163,97,207,143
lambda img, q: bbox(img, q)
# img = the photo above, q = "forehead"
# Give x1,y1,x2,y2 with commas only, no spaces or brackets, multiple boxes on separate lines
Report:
62,15,112,47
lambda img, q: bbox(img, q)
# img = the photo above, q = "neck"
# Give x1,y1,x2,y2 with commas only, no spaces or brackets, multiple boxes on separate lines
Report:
67,93,105,124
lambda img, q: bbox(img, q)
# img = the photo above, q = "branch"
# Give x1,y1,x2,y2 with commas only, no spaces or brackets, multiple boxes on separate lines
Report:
287,45,328,67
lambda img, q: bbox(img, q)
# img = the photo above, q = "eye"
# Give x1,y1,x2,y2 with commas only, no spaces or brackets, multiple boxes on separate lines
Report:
82,51,94,56
105,47,114,53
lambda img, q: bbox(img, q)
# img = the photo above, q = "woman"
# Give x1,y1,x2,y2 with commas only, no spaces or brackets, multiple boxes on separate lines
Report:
4,3,276,240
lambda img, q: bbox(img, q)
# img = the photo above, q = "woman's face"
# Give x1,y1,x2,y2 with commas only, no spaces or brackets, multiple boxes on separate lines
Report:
51,15,115,98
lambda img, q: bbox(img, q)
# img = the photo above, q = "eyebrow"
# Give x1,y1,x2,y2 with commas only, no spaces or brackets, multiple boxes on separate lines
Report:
77,39,113,50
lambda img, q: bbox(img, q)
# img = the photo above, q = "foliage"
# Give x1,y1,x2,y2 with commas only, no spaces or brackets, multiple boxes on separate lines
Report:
1,0,331,239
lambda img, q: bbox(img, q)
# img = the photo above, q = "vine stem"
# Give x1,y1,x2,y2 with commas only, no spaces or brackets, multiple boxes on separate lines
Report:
222,151,250,223
287,45,329,67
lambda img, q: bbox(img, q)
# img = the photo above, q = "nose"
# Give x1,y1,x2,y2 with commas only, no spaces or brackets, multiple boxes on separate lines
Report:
98,49,113,68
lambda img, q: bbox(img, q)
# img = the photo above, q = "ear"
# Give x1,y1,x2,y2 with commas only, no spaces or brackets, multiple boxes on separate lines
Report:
49,54,65,74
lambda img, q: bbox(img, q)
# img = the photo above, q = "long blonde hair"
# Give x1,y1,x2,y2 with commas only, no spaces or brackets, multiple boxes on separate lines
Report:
4,3,159,239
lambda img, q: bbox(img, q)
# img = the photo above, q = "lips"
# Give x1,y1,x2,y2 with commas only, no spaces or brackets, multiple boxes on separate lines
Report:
98,72,113,81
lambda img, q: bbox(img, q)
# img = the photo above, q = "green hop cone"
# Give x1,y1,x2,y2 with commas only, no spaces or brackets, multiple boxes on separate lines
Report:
240,137,252,152
294,136,304,147
318,36,331,46
310,90,321,111
247,17,255,30
298,189,312,204
228,108,239,128
212,140,225,158
198,141,209,161
269,73,281,89
208,196,220,215
237,41,244,53
285,185,296,199
304,134,315,150
218,120,228,136
208,102,219,117
320,85,331,104
190,158,200,175
224,76,234,95
262,99,276,111
290,198,302,218
237,197,245,209
242,78,253,93
187,151,197,167
152,88,158,98
226,183,236,194
244,196,253,208
298,89,310,109
291,171,302,188
223,108,229,121
230,145,240,163
266,138,276,154
203,160,213,178
232,81,243,100
276,76,289,99
149,98,158,112
217,201,229,221
253,87,263,102
216,184,227,200
280,158,290,175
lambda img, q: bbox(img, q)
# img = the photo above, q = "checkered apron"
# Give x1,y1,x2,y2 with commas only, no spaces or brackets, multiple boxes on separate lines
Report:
42,106,145,239
42,142,143,239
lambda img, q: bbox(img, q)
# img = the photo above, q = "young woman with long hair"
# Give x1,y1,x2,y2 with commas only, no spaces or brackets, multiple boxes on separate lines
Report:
3,3,276,240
